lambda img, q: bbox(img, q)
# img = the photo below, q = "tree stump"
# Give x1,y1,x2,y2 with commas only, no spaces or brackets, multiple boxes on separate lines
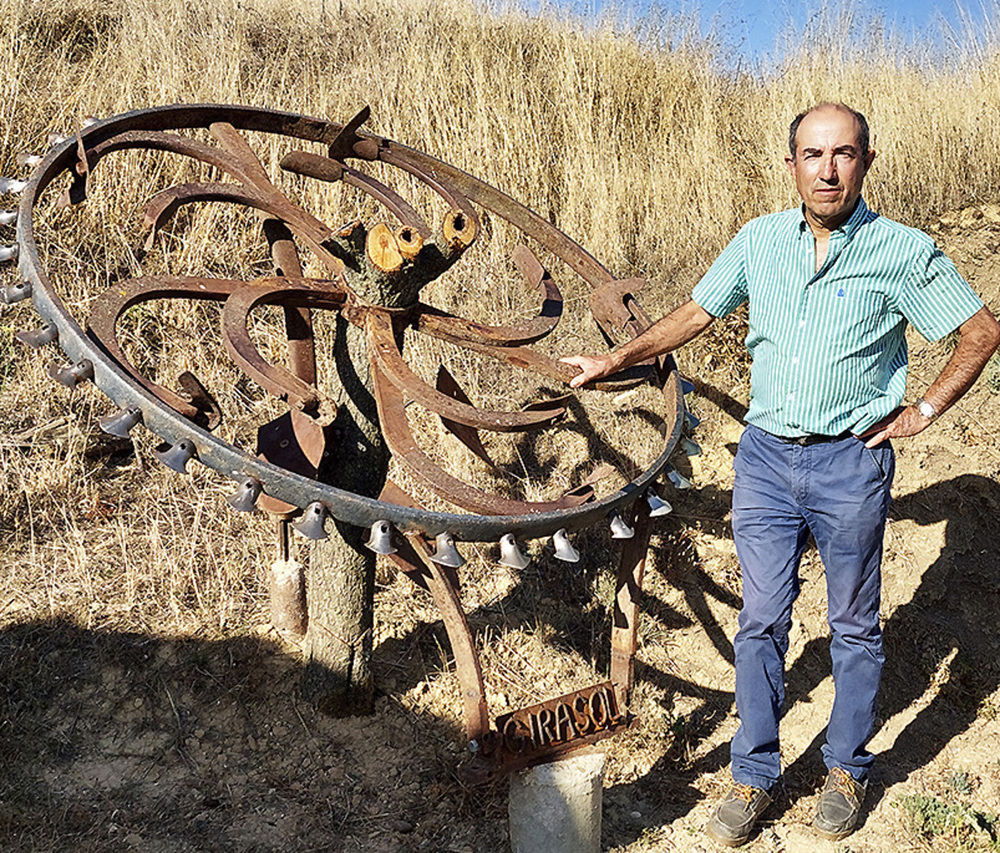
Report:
300,217,468,716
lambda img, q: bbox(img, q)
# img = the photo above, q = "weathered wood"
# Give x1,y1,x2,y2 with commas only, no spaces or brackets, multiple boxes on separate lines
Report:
443,208,477,248
366,223,404,272
301,253,415,716
395,226,423,261
270,519,307,638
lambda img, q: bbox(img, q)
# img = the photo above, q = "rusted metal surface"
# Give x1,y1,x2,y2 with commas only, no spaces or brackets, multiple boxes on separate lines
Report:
469,681,629,779
10,103,699,777
610,500,653,709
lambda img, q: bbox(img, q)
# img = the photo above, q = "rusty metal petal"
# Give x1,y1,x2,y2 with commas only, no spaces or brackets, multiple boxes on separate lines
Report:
367,309,564,433
371,362,593,515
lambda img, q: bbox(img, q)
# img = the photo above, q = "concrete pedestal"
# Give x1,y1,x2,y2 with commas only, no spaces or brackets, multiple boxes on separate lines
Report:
508,749,606,853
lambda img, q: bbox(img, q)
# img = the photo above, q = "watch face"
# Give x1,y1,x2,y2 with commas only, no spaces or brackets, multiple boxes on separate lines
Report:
918,400,936,418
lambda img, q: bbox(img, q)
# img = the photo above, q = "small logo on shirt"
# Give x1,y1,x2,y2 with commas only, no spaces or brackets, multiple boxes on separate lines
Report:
837,288,846,297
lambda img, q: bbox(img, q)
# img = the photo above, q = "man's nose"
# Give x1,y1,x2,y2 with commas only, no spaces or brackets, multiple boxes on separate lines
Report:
819,155,838,181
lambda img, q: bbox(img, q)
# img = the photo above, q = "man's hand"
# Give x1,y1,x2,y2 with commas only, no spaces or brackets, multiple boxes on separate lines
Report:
560,300,716,390
863,306,1000,448
861,406,925,448
560,354,616,388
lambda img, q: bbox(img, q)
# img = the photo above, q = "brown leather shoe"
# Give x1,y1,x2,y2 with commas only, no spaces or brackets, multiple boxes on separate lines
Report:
705,782,772,847
812,767,866,840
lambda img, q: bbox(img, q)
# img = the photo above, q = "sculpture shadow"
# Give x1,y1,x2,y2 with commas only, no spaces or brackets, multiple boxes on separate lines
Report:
0,618,510,853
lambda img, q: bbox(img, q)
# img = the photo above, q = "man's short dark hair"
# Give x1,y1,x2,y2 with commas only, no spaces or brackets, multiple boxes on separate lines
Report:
788,103,870,159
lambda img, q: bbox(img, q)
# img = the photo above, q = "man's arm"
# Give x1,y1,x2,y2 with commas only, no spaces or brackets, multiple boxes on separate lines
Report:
561,299,715,388
864,305,1000,447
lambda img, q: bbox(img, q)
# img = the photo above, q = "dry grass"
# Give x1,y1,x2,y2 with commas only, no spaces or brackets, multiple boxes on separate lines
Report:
2,1,1000,849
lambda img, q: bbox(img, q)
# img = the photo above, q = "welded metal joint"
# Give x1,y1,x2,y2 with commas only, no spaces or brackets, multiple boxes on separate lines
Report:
551,528,580,563
609,510,634,540
16,323,59,348
645,489,673,517
498,533,529,569
226,476,264,513
365,519,396,554
292,501,330,540
0,177,27,195
430,531,465,568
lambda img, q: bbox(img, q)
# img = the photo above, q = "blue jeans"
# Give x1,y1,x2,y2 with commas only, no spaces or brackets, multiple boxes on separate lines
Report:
729,424,894,791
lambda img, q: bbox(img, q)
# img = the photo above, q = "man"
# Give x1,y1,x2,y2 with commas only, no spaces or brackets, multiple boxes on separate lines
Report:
562,103,1000,846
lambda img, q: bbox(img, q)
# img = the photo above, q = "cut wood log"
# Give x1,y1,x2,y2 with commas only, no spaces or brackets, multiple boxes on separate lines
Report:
366,222,404,272
443,208,477,249
395,226,423,261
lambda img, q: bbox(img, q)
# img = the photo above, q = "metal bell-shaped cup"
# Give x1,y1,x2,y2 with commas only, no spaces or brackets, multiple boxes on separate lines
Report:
431,532,465,568
666,466,693,490
154,439,196,474
48,359,93,388
365,520,396,555
0,244,18,262
1,280,31,305
609,511,635,539
0,209,16,226
99,406,141,438
646,489,673,517
681,436,702,457
680,377,695,395
499,533,529,569
16,152,41,169
552,528,580,563
292,502,330,540
226,477,263,513
683,410,701,430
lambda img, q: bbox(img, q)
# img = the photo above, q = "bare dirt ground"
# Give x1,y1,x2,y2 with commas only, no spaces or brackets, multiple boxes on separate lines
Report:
3,209,1000,852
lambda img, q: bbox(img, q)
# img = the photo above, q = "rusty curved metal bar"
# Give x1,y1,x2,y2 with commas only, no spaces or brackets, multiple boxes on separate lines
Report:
404,245,561,348
81,130,349,281
378,147,481,235
436,366,498,469
413,315,651,392
372,363,592,515
219,278,347,421
209,121,271,183
281,150,432,239
367,310,565,433
87,275,245,420
78,130,263,188
393,530,490,742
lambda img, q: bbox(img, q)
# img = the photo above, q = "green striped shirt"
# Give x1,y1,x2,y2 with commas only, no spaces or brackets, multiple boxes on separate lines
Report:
691,197,983,437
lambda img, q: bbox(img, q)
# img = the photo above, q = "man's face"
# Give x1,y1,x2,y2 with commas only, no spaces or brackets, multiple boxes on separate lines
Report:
786,106,876,232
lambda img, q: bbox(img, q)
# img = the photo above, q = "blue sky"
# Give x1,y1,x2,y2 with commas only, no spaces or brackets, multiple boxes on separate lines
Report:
528,0,998,67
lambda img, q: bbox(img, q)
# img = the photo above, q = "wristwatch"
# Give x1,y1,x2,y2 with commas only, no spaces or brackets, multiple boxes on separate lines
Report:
914,397,938,420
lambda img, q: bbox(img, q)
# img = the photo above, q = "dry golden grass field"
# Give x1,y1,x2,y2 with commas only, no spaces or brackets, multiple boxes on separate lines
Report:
2,0,1000,850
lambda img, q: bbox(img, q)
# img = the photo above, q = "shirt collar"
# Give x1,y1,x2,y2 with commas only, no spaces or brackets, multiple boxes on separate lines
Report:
797,196,871,240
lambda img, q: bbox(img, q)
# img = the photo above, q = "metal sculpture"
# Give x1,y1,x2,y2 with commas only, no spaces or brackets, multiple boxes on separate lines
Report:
2,104,700,781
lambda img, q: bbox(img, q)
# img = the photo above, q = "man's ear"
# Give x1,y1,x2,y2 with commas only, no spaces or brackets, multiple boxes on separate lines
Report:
864,149,876,171
785,154,796,176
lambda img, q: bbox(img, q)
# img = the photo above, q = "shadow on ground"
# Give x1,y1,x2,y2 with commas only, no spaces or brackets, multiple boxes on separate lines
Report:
0,620,506,853
604,471,1000,847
